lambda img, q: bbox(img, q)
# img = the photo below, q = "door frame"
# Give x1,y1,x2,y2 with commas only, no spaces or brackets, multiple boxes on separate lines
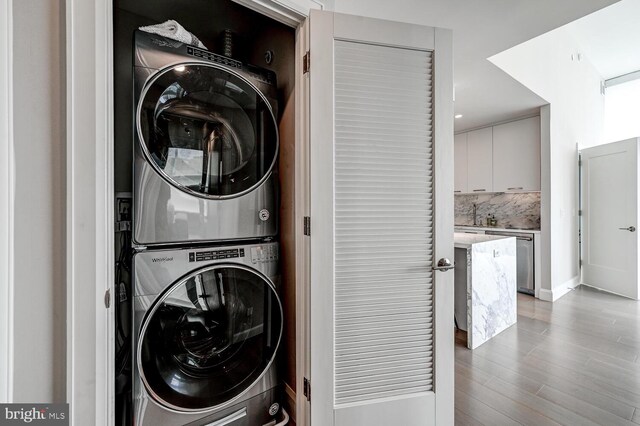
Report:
66,0,323,424
578,149,583,281
295,14,312,426
65,0,115,423
0,0,14,404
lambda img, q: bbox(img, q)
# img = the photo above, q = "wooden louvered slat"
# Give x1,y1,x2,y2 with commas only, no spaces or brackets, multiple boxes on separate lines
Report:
333,39,434,406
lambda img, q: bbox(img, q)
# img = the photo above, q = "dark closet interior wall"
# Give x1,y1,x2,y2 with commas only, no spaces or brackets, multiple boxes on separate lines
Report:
113,0,298,404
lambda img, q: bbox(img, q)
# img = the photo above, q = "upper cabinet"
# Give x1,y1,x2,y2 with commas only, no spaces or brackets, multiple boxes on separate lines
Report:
454,116,540,194
466,127,493,193
492,116,541,192
454,133,468,193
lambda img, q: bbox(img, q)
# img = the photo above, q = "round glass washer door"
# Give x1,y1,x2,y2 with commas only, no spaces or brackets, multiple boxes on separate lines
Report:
138,265,282,412
137,63,278,199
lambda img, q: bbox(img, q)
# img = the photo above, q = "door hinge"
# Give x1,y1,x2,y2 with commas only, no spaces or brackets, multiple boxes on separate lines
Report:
578,209,582,216
304,216,311,236
104,288,111,308
303,377,311,401
303,51,310,74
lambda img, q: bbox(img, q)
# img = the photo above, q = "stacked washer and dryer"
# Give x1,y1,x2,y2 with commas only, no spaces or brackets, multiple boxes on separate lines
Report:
131,31,284,426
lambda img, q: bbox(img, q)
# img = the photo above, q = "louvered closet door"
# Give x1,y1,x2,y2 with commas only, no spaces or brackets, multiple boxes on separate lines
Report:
334,40,434,404
308,10,454,426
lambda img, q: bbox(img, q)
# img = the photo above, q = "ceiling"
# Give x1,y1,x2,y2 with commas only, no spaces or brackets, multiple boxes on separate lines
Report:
565,0,640,80
334,0,621,131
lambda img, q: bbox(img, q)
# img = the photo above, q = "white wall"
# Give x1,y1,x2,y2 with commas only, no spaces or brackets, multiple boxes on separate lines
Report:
333,0,617,132
11,0,66,402
490,27,605,299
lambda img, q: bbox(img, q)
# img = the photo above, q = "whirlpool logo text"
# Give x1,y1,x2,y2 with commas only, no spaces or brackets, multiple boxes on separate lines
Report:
151,256,174,263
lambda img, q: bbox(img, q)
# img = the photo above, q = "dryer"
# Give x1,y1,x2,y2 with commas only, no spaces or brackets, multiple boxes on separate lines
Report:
133,242,283,425
133,31,279,246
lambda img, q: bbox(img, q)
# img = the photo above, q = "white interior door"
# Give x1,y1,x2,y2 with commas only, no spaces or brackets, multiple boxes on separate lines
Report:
581,138,639,300
307,10,454,426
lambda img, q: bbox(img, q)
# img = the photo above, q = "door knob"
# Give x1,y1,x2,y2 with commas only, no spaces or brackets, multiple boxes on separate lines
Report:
433,258,455,272
619,226,636,232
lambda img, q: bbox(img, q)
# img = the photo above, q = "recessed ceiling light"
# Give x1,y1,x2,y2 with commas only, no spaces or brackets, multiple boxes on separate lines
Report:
455,114,463,119
174,65,186,72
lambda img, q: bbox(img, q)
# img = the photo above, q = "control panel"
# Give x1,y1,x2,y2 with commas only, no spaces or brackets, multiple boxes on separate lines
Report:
187,245,278,264
185,46,276,86
250,244,278,264
186,46,242,69
189,248,245,262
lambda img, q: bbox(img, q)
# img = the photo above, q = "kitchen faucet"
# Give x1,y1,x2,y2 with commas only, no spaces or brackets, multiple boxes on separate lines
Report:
472,203,477,226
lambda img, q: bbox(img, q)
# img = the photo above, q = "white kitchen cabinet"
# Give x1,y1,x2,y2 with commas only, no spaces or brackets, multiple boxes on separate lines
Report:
466,127,493,193
454,133,468,193
492,116,541,191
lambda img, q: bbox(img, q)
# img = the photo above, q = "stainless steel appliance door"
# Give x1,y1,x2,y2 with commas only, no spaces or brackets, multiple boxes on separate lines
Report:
137,264,283,412
485,231,535,295
136,63,279,200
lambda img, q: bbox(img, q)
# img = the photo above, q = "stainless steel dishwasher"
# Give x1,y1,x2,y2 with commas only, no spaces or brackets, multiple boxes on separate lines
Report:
485,230,535,295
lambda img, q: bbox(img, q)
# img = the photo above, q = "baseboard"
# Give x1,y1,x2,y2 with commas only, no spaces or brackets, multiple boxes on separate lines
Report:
539,276,579,302
284,382,296,424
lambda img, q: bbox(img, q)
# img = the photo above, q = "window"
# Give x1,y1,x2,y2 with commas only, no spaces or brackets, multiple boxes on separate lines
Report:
604,78,640,143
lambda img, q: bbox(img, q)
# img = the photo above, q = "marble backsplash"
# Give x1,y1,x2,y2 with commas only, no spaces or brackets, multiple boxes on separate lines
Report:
455,192,541,230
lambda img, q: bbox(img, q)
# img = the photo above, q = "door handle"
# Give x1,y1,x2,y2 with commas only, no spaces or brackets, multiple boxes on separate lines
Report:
619,226,636,232
433,258,455,272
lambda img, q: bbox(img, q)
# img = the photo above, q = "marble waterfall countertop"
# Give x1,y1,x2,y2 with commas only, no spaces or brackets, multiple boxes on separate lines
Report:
454,233,517,349
454,232,513,248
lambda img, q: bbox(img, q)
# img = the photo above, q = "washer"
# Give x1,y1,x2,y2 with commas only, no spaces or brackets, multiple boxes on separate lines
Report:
133,242,282,425
133,31,279,246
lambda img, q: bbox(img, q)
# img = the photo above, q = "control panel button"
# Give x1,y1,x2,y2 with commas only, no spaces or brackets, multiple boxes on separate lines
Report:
189,248,242,262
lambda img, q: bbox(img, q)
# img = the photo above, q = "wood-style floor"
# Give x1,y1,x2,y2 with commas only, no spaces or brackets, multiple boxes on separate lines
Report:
455,285,640,426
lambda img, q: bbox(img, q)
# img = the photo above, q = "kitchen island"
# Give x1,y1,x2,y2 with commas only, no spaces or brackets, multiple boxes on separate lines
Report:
454,233,517,349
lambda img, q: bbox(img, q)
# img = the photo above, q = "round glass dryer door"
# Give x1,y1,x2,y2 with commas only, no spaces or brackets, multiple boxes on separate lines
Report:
138,265,282,411
137,63,278,199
